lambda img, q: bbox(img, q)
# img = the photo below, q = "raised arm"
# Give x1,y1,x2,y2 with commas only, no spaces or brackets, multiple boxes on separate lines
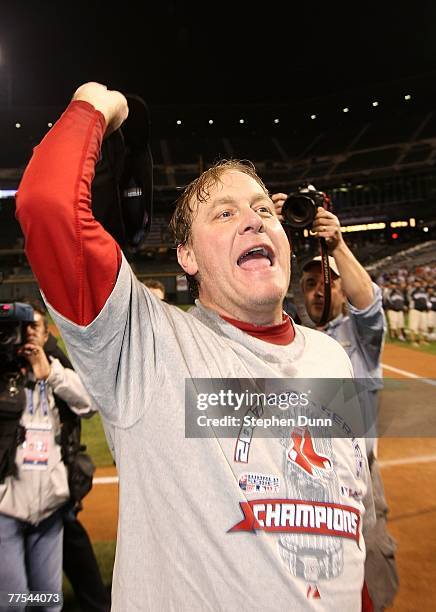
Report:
16,82,128,325
311,207,374,310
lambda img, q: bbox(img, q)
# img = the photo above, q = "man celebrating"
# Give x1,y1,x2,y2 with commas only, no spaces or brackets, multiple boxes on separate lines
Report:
17,82,374,611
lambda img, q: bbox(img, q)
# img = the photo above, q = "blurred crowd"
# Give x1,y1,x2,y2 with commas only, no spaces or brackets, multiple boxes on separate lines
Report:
377,262,436,344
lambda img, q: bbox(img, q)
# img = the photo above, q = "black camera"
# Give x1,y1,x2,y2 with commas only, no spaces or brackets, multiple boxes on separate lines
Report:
0,303,33,483
0,302,34,367
281,184,327,229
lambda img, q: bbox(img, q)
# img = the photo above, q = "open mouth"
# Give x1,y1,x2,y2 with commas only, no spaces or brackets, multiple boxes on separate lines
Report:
237,246,274,270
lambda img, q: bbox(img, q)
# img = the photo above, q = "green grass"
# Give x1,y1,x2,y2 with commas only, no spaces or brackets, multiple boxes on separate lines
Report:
385,336,436,356
384,311,436,356
62,541,116,611
81,413,114,467
177,303,193,311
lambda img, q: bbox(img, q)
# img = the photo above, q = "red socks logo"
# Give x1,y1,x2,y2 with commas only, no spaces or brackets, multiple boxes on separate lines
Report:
288,427,332,475
307,585,321,599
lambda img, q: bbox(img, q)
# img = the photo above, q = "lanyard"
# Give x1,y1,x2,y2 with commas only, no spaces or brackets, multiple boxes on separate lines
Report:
26,380,49,417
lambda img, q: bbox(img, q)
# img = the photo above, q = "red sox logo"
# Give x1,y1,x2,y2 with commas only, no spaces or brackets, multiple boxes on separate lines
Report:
287,426,332,476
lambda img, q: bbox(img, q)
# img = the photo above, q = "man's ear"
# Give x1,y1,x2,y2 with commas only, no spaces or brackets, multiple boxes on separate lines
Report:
177,243,198,276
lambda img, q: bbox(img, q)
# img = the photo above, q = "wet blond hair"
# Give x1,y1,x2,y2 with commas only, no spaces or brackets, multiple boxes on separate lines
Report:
169,159,268,297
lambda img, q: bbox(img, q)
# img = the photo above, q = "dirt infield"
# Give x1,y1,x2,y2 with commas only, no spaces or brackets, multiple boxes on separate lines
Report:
79,343,436,611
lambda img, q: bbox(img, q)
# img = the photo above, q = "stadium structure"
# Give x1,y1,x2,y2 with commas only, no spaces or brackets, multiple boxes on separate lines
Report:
0,73,435,303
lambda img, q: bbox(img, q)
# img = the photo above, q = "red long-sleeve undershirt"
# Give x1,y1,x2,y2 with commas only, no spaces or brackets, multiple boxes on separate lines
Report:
16,100,121,325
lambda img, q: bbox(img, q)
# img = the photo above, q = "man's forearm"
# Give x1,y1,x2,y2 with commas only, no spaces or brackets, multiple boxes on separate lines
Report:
332,241,374,309
16,100,121,325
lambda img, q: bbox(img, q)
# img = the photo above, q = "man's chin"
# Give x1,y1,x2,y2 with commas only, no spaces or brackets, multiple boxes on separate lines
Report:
307,305,323,321
245,287,285,309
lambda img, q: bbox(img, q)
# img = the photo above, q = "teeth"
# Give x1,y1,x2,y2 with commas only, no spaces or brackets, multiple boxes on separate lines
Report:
247,247,268,257
238,247,272,264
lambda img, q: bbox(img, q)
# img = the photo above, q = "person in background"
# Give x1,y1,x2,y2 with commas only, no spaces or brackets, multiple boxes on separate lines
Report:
427,285,436,341
408,279,429,346
0,300,93,612
383,281,407,341
272,191,398,612
142,278,165,301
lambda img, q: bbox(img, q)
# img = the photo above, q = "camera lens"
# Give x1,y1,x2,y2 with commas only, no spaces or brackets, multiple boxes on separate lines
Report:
282,194,317,229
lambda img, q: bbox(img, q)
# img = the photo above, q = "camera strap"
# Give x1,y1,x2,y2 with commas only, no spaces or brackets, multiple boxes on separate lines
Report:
284,226,316,328
318,238,332,327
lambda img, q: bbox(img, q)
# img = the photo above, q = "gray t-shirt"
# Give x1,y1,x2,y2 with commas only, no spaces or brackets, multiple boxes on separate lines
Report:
46,256,373,612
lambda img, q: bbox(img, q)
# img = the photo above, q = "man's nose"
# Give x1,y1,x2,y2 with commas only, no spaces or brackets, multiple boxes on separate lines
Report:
315,282,324,296
237,207,264,234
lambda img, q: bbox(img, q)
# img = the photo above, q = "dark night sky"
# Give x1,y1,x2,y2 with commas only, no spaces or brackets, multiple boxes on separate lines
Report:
1,1,436,108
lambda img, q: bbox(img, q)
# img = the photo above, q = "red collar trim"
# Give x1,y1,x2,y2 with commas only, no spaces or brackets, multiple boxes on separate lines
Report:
221,313,295,345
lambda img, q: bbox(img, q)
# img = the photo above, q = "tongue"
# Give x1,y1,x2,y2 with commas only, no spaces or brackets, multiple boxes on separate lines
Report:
239,254,271,270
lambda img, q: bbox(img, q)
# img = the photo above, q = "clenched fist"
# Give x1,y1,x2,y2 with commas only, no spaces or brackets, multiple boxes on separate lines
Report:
18,343,51,380
72,82,129,135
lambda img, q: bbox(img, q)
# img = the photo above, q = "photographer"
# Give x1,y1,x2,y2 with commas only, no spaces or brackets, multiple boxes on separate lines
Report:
273,192,398,612
272,192,383,450
0,301,93,612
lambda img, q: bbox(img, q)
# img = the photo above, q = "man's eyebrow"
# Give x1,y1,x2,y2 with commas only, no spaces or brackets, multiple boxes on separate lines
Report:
210,194,272,209
251,193,273,205
210,196,237,209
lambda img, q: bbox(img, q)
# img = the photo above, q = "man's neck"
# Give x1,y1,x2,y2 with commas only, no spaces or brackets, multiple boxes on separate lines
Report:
199,299,284,326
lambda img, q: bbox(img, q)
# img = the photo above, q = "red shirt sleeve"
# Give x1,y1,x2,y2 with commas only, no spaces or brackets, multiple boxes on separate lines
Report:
15,100,121,325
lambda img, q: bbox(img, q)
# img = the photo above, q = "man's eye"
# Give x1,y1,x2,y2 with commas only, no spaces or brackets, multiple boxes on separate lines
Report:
256,206,273,215
218,210,232,219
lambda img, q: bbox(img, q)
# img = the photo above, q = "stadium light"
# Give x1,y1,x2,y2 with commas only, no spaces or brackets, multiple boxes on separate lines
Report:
239,119,245,124
372,101,379,107
15,122,21,128
341,222,386,233
176,119,182,125
48,122,53,127
342,107,349,113
404,94,411,101
208,119,214,125
310,114,316,120
0,189,17,198
274,118,279,124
